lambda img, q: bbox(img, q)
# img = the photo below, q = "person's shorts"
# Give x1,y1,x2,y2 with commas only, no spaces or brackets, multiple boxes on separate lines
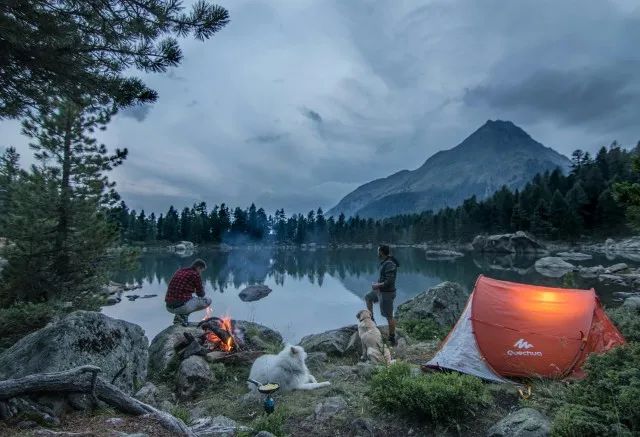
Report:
365,290,396,319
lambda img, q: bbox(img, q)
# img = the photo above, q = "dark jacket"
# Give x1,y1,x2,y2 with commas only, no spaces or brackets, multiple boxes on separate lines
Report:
378,256,399,293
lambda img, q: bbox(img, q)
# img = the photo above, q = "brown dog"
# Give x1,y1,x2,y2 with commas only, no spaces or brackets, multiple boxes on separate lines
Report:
356,309,392,364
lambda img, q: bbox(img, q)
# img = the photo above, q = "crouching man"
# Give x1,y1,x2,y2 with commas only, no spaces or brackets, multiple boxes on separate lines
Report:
165,259,211,326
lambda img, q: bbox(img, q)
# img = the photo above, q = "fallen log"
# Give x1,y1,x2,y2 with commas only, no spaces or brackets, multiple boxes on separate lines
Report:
0,366,195,437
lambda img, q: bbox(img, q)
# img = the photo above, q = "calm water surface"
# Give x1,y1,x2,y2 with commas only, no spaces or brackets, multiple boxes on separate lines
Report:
103,247,636,343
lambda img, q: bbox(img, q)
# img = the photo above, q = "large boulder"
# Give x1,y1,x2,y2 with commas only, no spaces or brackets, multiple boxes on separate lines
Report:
396,282,469,328
299,325,359,356
472,232,546,254
190,415,251,436
487,408,551,437
314,396,348,421
176,355,212,399
0,311,147,393
148,320,282,376
534,257,575,278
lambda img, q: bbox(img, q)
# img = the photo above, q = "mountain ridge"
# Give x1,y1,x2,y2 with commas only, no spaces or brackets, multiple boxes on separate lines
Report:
328,120,571,219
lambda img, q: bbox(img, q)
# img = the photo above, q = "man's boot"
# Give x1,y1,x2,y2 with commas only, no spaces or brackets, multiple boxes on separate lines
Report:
388,334,397,346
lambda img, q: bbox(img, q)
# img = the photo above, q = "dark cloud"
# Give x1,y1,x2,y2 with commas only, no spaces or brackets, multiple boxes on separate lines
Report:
302,108,323,123
246,133,289,143
120,104,152,122
464,64,640,130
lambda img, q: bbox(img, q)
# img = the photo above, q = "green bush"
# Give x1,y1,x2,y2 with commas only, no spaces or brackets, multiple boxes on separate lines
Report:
399,318,449,341
0,302,57,350
368,362,491,424
171,405,192,425
249,407,288,437
550,343,640,436
607,306,640,342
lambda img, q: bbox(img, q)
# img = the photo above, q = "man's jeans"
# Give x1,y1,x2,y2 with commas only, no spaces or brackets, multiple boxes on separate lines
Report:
167,295,212,315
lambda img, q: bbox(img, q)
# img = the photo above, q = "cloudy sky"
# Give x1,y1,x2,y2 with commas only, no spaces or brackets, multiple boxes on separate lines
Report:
2,0,639,215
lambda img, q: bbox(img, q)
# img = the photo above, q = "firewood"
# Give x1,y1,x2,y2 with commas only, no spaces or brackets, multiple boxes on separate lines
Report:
0,366,195,437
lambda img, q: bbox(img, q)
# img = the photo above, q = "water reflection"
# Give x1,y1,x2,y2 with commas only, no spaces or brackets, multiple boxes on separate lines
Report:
107,247,633,343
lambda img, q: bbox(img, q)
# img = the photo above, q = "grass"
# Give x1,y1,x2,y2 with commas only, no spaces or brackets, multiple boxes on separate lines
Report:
170,405,192,426
368,362,492,425
398,318,449,341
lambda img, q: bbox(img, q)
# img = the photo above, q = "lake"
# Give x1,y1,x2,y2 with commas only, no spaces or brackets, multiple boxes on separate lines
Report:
103,247,635,344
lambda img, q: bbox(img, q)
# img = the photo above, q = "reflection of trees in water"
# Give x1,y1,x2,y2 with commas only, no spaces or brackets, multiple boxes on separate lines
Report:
115,248,490,293
115,248,621,301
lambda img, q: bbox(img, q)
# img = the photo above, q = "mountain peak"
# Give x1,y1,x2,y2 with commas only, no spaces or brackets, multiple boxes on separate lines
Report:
475,119,531,138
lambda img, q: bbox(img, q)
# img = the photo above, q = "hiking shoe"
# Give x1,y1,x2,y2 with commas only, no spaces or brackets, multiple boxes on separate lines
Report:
173,314,189,327
388,335,397,346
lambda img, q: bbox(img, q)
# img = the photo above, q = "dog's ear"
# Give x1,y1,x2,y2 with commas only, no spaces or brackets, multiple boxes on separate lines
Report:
356,310,364,320
290,346,298,355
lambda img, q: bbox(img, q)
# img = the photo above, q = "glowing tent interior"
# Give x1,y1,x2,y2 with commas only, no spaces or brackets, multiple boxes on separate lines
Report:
424,275,626,382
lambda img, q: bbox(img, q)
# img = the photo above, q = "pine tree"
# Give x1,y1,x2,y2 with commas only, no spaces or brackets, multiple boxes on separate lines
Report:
2,99,124,302
1,1,229,118
0,147,23,232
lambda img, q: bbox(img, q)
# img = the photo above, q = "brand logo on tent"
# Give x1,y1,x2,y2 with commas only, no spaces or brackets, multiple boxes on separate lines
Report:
507,338,542,357
514,339,534,349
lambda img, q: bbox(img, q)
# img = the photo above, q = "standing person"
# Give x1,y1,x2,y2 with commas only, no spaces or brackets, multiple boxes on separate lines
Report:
365,245,400,346
165,259,211,326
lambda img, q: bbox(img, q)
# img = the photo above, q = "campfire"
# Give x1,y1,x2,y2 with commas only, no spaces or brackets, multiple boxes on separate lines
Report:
175,308,264,365
199,315,236,353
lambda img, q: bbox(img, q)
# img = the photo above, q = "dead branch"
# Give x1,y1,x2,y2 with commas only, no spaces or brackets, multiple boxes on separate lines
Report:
0,366,195,437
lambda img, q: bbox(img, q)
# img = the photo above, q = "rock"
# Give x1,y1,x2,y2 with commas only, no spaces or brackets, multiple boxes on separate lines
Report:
159,400,174,412
105,295,121,305
605,263,628,273
614,237,640,252
605,238,617,252
299,325,359,356
623,296,640,310
578,265,605,278
17,420,38,429
424,249,464,260
350,418,375,437
189,415,250,437
0,311,147,394
255,432,276,437
105,417,125,426
239,285,272,302
314,396,348,421
148,321,282,376
396,281,469,328
134,382,160,407
556,251,592,261
472,231,546,254
169,241,195,253
176,355,213,399
598,274,624,284
487,408,551,437
534,257,575,278
306,352,328,370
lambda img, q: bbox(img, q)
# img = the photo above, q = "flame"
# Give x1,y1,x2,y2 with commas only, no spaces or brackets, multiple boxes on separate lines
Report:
202,306,213,321
202,313,235,352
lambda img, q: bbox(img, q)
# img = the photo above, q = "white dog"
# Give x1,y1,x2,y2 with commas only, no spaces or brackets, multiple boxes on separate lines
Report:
248,344,331,391
356,309,392,364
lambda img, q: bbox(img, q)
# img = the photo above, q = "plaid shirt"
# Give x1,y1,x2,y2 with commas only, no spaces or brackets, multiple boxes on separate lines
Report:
165,267,204,305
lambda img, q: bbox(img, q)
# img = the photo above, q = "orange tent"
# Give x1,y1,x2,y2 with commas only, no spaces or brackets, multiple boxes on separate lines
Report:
425,275,625,382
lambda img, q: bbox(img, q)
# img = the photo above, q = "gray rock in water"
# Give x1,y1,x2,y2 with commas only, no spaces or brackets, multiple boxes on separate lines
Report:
424,249,464,260
534,257,575,278
396,281,469,328
189,415,250,437
605,263,628,273
487,408,551,437
176,355,212,399
0,311,147,394
299,325,359,356
314,396,348,421
556,251,592,261
472,231,546,254
578,265,605,278
239,285,272,302
134,382,160,407
623,296,640,311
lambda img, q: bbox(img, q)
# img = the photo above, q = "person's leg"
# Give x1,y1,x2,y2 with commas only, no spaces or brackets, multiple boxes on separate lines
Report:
381,292,397,345
364,290,378,322
168,296,211,325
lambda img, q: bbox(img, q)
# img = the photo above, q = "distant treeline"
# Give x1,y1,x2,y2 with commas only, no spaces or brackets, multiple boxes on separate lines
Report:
112,143,640,245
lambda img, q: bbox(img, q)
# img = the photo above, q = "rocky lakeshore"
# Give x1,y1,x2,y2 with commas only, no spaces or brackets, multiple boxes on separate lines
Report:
1,278,638,437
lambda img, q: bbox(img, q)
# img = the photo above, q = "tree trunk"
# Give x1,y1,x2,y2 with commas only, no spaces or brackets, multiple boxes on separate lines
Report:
0,366,195,437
